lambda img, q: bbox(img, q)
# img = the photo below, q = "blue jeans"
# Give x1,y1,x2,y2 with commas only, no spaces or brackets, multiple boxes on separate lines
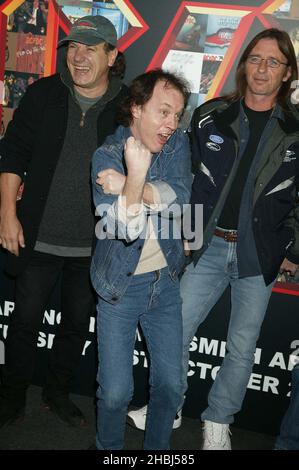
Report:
275,364,299,450
96,267,183,450
181,235,275,424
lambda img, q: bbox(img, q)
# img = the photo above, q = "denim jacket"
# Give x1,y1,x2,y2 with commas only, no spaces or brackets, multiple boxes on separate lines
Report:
90,125,192,303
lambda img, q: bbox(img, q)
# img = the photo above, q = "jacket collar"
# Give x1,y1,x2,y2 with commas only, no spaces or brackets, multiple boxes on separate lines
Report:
60,65,123,108
211,99,240,141
275,104,299,134
212,98,299,136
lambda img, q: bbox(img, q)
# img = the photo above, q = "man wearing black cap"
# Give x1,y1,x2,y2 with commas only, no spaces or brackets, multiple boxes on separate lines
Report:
0,15,127,428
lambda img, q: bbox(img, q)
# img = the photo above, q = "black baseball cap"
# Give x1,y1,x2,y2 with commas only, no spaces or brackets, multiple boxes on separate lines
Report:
58,15,117,48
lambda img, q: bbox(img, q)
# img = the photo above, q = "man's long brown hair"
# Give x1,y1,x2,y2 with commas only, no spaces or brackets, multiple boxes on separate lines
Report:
225,28,298,107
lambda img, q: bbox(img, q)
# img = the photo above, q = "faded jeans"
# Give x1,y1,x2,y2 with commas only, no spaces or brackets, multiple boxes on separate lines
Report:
180,235,275,424
96,267,183,449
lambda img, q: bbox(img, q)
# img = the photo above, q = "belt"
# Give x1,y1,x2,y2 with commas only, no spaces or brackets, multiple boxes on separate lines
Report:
214,228,237,242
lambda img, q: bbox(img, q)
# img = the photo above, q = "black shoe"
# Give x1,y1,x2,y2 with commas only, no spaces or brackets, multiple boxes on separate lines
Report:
0,398,25,429
42,393,87,427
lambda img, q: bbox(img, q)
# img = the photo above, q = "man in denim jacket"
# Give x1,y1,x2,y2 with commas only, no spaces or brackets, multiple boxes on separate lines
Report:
127,29,299,450
90,69,192,449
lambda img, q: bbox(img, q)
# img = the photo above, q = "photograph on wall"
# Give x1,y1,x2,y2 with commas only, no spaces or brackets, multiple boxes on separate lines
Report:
289,24,299,60
61,4,93,24
172,13,208,53
163,50,203,94
204,14,241,55
273,0,292,17
199,54,223,94
272,17,299,61
289,0,299,18
2,71,38,110
7,0,48,36
15,32,46,74
273,0,299,18
91,1,129,38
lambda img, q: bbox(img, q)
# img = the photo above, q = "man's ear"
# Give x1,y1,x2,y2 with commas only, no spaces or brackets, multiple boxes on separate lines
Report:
282,65,292,82
131,103,142,119
108,48,118,67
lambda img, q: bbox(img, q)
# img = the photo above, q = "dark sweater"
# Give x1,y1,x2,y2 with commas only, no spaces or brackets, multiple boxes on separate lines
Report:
36,76,123,256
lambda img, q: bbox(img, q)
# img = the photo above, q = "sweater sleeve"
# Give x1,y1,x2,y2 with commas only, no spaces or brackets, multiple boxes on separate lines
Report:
0,80,47,178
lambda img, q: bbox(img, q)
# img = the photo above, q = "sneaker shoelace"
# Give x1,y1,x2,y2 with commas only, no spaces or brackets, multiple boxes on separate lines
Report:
203,422,232,444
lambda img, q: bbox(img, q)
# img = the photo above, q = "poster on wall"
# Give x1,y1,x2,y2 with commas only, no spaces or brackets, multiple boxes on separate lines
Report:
163,49,203,94
2,0,49,135
7,0,48,35
159,6,246,132
172,13,207,52
204,15,241,55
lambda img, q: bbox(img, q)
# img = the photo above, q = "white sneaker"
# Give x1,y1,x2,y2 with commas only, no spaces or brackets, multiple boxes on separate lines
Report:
127,405,182,430
202,420,232,450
